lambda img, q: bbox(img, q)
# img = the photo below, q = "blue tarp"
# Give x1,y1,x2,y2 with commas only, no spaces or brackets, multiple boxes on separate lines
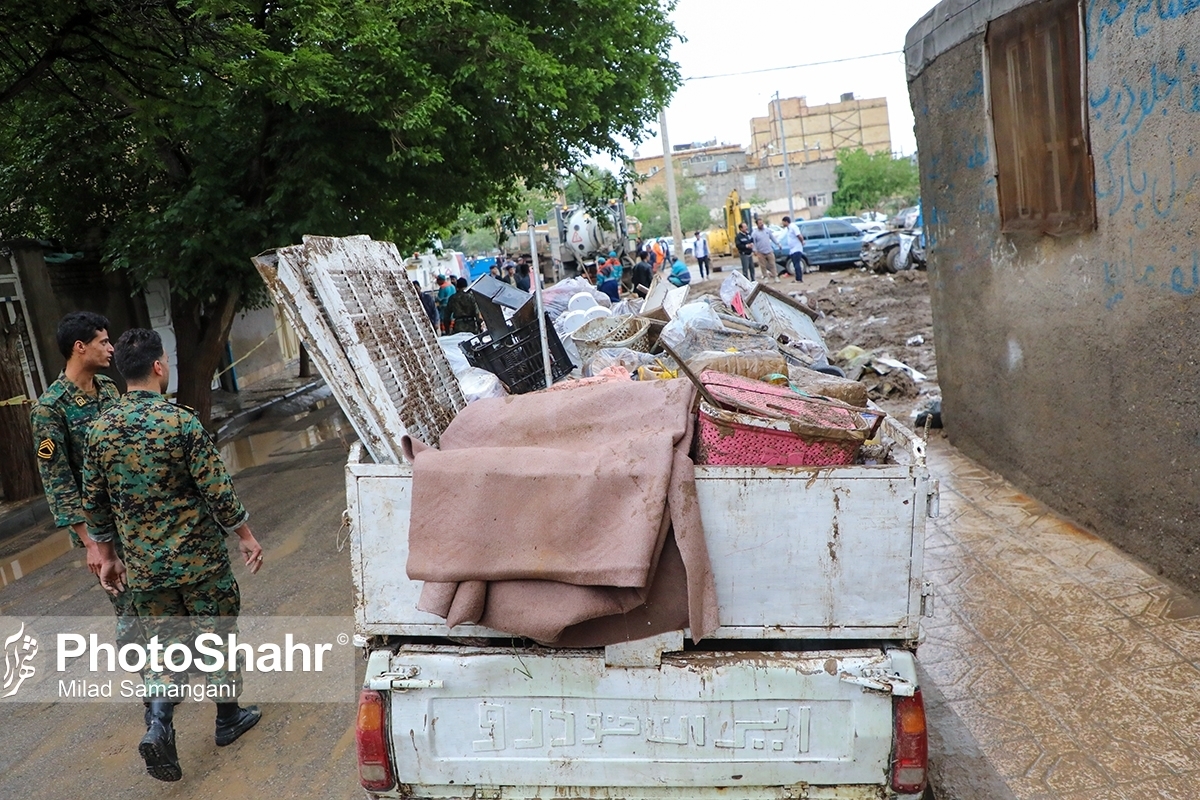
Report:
468,257,496,280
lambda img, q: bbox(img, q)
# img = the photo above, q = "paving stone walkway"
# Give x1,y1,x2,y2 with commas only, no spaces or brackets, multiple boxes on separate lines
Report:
923,437,1200,799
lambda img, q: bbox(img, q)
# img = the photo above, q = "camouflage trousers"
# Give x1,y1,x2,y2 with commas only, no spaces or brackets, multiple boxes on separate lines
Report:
130,567,242,701
107,537,145,652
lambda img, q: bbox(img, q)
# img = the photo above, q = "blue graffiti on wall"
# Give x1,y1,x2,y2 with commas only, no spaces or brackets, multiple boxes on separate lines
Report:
947,71,984,110
1087,0,1200,60
1103,237,1200,308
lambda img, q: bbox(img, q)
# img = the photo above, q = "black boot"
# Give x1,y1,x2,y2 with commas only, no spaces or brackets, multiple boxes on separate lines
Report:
139,700,182,782
214,702,261,747
143,702,151,729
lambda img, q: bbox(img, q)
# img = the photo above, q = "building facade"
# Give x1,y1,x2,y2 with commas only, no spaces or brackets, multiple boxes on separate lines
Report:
749,94,892,167
631,142,838,224
907,0,1200,589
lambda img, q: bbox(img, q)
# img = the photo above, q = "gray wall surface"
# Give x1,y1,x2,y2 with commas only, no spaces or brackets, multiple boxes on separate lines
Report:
910,9,1200,587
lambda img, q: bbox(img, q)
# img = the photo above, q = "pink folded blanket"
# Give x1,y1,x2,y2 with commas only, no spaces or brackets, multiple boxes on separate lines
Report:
405,378,718,645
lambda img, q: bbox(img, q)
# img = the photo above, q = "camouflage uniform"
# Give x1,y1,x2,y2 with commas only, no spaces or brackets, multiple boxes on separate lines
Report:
30,373,142,649
83,390,250,697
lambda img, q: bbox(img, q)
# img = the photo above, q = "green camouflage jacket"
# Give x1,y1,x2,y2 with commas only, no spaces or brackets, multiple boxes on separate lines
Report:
30,372,121,542
82,390,249,591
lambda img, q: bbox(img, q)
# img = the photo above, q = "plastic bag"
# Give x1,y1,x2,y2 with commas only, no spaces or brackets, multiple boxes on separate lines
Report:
437,332,477,376
659,302,723,351
687,350,787,381
586,347,663,377
610,298,643,316
719,272,756,309
459,367,508,402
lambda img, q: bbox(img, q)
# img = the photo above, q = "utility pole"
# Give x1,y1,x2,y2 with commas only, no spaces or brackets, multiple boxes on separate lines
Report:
658,109,684,259
774,92,795,219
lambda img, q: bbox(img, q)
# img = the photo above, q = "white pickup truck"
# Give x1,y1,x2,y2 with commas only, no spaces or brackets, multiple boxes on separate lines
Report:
346,418,938,800
252,235,937,800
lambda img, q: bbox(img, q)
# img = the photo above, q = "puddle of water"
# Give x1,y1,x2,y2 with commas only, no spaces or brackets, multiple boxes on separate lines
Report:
0,529,72,588
219,412,353,475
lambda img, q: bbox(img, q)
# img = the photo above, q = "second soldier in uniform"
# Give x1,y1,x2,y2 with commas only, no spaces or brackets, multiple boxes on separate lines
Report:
29,312,147,691
84,328,265,782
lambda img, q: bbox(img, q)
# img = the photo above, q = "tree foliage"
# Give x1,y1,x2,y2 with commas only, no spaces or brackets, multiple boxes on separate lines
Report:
628,179,711,238
0,0,680,422
827,148,919,217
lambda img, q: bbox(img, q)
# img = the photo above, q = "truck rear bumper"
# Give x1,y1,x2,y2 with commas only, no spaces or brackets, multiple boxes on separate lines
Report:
360,646,921,800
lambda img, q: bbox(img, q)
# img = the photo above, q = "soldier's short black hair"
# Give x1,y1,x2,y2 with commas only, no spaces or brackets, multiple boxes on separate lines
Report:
114,328,164,382
56,311,110,359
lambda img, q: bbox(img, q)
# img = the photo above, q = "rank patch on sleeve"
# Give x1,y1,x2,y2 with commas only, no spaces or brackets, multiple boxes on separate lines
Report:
37,438,55,459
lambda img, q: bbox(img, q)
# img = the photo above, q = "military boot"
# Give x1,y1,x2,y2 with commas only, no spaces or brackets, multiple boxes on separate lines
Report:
214,702,262,747
138,700,181,782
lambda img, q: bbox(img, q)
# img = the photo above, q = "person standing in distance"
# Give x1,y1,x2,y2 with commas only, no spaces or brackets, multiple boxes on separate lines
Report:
734,222,755,281
84,329,265,783
780,216,807,282
692,230,711,279
750,217,778,283
30,313,146,654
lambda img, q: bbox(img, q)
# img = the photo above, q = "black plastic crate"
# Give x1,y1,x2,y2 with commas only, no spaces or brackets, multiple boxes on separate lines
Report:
460,313,575,394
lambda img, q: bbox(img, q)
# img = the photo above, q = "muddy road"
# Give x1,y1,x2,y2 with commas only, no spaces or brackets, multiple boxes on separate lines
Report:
0,405,361,800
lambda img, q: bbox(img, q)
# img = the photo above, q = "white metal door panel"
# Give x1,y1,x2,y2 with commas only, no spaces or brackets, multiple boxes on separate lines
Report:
349,454,926,640
382,647,895,790
255,243,400,463
695,468,917,631
301,235,463,448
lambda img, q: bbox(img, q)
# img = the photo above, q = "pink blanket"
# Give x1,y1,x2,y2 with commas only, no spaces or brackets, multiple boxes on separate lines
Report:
404,378,718,646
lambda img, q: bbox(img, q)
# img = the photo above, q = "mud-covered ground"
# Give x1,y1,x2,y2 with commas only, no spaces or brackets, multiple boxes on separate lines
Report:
804,267,938,422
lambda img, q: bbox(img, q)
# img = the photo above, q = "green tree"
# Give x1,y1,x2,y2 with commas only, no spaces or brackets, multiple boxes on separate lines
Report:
827,148,919,217
628,179,712,238
0,1,680,423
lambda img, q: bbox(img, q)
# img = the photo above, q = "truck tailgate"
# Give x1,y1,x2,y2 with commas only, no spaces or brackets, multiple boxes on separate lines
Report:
368,646,915,798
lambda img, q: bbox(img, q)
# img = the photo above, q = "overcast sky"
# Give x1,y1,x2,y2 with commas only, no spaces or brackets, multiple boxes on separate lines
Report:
602,0,937,166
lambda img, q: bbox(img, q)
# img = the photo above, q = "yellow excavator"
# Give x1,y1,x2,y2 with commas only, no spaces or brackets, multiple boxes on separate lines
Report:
706,189,754,257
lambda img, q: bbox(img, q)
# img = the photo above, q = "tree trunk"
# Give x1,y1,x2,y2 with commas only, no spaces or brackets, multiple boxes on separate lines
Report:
0,321,41,501
171,288,240,428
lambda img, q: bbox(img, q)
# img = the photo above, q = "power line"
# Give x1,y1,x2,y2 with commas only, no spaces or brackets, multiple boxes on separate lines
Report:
685,50,904,81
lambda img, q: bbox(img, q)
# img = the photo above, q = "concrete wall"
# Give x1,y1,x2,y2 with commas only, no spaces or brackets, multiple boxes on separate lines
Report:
910,7,1200,587
227,305,298,388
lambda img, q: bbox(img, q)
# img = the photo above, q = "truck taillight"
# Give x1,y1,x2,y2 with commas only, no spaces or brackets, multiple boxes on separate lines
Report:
891,689,928,795
357,689,395,792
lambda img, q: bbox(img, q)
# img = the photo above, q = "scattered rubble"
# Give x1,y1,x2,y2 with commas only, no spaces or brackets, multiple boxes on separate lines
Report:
803,269,937,417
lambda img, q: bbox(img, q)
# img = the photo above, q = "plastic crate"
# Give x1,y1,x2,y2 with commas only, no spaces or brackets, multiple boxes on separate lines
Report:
461,314,575,394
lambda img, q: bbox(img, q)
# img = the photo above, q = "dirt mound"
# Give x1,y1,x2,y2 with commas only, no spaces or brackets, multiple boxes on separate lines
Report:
804,269,937,416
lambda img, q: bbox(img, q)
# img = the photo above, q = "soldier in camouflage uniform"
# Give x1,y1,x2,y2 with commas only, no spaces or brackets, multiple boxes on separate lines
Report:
29,312,145,651
83,328,265,783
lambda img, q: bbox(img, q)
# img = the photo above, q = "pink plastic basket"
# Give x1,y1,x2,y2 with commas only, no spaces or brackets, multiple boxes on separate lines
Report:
695,371,869,467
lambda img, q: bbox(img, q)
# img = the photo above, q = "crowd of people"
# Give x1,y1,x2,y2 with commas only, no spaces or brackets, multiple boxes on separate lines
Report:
411,215,806,337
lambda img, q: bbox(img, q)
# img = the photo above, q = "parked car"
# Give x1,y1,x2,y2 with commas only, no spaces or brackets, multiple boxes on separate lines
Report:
839,216,888,235
796,218,864,270
891,205,921,230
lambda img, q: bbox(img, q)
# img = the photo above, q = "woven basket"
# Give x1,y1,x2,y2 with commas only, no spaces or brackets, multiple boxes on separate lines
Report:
570,315,651,366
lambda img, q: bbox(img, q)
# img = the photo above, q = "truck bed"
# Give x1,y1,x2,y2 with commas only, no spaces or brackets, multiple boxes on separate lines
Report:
347,417,936,644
